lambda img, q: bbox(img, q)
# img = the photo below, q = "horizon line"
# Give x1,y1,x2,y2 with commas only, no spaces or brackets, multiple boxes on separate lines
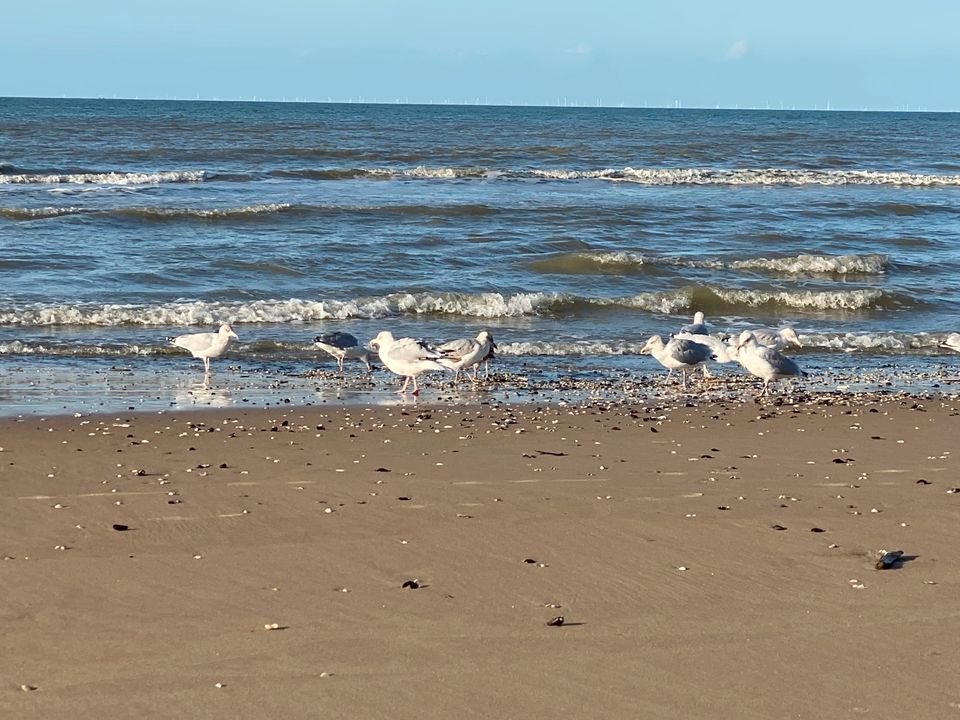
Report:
1,94,955,114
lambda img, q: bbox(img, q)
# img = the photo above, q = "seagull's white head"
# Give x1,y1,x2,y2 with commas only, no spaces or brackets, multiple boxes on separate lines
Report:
641,335,665,355
736,330,757,352
692,311,705,324
477,330,495,348
779,327,802,347
219,323,239,340
369,330,395,351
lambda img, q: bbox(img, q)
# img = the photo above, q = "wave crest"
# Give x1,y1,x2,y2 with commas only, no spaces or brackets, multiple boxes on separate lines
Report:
532,252,889,276
0,170,205,185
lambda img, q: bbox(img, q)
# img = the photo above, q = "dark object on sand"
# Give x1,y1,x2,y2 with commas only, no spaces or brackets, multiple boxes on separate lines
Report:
401,579,420,589
546,616,565,627
875,549,904,570
112,523,129,532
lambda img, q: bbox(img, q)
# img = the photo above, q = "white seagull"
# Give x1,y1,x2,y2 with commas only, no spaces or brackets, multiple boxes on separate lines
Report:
437,330,497,382
641,334,714,390
369,330,449,395
939,333,960,353
314,331,375,372
679,311,709,335
735,331,807,398
169,323,239,374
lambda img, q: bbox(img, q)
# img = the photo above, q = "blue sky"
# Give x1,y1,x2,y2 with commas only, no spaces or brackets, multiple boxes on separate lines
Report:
3,0,959,110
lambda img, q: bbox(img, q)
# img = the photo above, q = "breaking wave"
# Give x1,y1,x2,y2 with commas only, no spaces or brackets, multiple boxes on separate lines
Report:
264,166,960,186
0,170,206,185
0,203,292,222
531,252,890,276
0,287,913,328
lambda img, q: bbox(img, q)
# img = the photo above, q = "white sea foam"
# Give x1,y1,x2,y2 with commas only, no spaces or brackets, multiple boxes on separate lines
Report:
536,252,888,275
730,254,889,274
0,293,571,327
0,286,896,328
709,288,884,310
0,170,205,185
528,167,960,186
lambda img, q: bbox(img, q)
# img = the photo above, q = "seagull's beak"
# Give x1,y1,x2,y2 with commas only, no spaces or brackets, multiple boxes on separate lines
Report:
229,331,239,340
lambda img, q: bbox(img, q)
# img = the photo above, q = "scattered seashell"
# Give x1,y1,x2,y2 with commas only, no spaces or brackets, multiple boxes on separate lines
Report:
263,623,281,630
771,524,787,531
546,616,565,627
401,579,420,589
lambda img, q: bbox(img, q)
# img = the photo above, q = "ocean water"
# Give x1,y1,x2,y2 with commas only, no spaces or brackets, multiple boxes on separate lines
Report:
1,98,959,414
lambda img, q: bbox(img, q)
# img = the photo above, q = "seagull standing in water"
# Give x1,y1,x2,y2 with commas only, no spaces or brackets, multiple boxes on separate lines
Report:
437,330,496,382
679,311,709,335
641,334,713,390
314,331,375,372
369,330,449,395
169,323,239,374
735,330,807,398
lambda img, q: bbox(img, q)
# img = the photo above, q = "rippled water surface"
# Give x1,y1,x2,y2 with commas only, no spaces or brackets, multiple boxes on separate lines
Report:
2,98,959,413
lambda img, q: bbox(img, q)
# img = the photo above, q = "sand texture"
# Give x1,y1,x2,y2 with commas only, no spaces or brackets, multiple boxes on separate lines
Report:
2,397,960,718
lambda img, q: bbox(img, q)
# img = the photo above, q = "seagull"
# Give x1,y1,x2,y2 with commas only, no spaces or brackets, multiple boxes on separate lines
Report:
369,330,449,395
939,332,960,353
674,332,737,377
641,334,713,390
751,326,803,350
314,331,375,372
437,330,496,382
735,331,807,398
679,311,709,335
169,323,238,374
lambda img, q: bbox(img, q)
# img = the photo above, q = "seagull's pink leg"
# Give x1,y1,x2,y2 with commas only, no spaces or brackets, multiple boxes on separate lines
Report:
412,375,420,396
396,376,410,394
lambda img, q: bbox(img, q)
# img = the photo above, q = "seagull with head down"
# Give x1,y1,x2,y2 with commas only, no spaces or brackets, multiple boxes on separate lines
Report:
314,331,375,372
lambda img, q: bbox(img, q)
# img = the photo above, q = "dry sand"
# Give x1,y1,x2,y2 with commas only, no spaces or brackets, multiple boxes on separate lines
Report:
2,395,959,718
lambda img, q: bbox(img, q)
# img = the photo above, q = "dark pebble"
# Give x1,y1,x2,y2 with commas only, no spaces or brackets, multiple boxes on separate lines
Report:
112,523,129,531
810,527,826,533
401,580,420,589
546,616,565,627
771,524,788,531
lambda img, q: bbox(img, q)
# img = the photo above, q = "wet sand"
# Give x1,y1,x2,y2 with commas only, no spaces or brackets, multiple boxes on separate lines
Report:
2,395,960,718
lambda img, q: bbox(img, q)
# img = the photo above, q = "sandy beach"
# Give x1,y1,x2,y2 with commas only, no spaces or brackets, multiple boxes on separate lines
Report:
2,394,960,718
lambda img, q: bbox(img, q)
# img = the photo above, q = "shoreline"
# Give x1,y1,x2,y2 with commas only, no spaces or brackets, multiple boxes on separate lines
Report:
2,397,960,717
0,353,958,419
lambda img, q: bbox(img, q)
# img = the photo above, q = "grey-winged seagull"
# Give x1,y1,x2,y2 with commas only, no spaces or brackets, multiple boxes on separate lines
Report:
314,331,375,372
641,334,713,390
679,311,709,335
437,330,496,382
369,330,449,395
169,323,239,374
751,326,803,350
735,330,807,398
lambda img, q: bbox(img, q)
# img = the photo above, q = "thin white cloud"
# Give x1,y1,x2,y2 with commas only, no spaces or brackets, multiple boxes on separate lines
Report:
567,43,592,56
726,39,748,60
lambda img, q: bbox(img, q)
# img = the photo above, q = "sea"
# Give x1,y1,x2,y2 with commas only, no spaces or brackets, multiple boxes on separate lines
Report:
1,97,959,415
